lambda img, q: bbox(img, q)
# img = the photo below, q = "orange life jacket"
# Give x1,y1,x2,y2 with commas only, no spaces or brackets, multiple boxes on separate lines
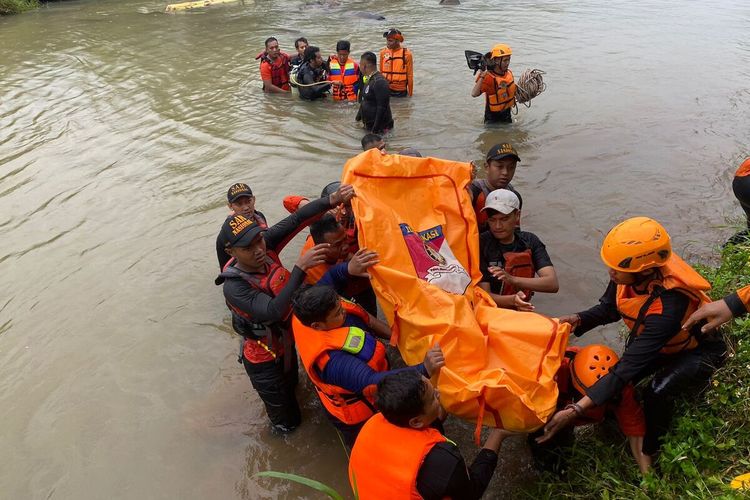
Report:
219,252,292,361
257,51,291,91
379,47,410,92
292,300,388,425
616,254,711,354
349,413,447,500
300,235,331,285
328,58,359,101
483,69,516,113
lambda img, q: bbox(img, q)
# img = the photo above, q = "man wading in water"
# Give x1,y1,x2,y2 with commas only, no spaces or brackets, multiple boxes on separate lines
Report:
356,51,393,134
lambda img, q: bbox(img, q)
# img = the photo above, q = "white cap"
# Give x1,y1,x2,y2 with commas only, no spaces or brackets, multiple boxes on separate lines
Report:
481,189,520,214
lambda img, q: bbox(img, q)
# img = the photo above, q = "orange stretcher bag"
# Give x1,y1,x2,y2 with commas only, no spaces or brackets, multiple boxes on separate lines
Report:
341,149,569,434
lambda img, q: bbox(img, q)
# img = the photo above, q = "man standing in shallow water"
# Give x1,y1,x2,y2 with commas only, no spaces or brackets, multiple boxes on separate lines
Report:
258,37,291,93
357,51,393,134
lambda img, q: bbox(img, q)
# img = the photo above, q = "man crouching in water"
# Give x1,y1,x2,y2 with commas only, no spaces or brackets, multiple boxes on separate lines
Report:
349,371,517,499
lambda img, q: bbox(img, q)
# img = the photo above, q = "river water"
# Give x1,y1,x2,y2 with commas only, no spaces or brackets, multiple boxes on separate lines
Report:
1,0,749,498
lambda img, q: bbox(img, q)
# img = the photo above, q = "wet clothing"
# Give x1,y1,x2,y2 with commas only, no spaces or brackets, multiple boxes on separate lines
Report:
379,46,413,96
733,175,750,228
297,62,331,100
574,280,726,454
216,211,268,270
259,52,291,92
358,71,393,134
219,196,331,428
315,261,378,316
328,57,360,101
469,180,522,232
479,230,552,294
477,69,516,123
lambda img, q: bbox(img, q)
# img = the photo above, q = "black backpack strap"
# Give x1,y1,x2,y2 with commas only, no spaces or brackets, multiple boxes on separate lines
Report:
625,287,664,347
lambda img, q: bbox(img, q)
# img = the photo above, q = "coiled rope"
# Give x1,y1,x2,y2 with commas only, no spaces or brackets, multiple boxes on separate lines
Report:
515,69,546,107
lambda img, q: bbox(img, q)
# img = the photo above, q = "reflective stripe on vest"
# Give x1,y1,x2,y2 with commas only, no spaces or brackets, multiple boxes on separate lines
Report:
485,69,516,112
292,300,388,424
349,413,446,500
329,58,359,101
616,254,711,355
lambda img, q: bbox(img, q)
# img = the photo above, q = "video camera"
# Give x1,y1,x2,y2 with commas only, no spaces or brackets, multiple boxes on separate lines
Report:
464,50,495,75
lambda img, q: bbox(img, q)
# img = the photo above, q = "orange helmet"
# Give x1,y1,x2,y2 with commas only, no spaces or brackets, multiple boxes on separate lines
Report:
490,44,512,58
600,216,672,272
570,345,619,395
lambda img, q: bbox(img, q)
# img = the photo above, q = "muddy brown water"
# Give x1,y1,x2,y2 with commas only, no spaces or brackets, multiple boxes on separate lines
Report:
1,0,749,498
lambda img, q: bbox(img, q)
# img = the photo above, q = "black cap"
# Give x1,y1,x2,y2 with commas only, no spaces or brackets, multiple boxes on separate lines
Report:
220,214,264,248
227,183,253,203
486,143,521,162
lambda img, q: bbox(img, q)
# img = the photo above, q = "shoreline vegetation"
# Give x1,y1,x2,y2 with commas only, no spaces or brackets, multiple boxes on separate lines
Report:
0,0,39,15
531,241,750,498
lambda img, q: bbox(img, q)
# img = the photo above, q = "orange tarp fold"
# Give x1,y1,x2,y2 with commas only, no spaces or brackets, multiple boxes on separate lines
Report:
342,150,569,431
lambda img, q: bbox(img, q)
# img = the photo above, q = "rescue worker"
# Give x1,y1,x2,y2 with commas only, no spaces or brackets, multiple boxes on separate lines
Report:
291,286,445,447
216,182,268,270
471,43,516,123
538,217,726,457
684,284,750,333
379,28,413,97
257,37,291,94
357,51,393,134
296,46,331,101
348,371,516,499
468,143,523,231
360,133,385,152
728,157,750,244
530,345,651,475
327,40,359,102
301,214,350,285
478,189,558,311
216,184,355,433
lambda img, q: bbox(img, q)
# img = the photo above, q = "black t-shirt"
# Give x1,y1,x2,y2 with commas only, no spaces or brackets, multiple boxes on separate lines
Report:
416,442,498,500
479,230,553,294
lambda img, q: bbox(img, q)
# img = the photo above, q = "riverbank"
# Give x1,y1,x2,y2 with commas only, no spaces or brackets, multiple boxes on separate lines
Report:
530,241,750,498
0,0,38,15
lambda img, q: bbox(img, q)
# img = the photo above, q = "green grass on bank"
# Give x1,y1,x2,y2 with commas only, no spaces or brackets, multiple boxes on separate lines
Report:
0,0,39,15
530,242,750,499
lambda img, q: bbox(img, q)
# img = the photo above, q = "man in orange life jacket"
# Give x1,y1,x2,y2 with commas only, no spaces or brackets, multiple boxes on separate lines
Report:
379,28,413,97
468,143,523,232
327,40,359,102
292,286,445,448
216,182,269,270
471,43,516,123
258,37,291,94
349,371,517,500
538,217,726,456
529,345,650,475
478,189,558,311
216,184,355,433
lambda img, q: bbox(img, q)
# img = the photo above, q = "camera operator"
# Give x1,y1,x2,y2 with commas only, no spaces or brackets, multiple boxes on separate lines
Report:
471,44,517,124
